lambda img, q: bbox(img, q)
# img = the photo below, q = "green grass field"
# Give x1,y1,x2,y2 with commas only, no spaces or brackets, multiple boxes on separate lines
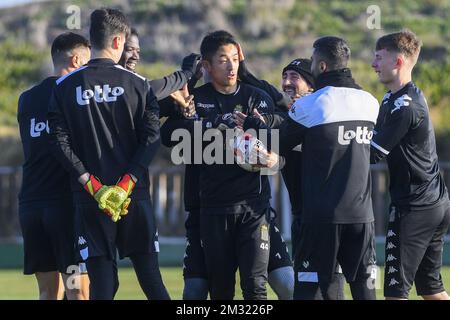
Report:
1,266,449,300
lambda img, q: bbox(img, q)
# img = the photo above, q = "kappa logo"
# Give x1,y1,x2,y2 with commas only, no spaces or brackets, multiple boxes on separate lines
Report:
78,236,86,245
76,85,124,106
387,230,396,237
337,125,373,145
386,242,397,250
78,236,89,260
388,278,400,286
391,94,412,114
258,100,268,109
387,266,398,274
386,254,397,262
30,118,49,138
197,103,215,109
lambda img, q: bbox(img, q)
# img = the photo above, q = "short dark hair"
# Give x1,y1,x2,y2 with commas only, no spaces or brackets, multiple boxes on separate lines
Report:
313,36,350,70
130,27,139,38
89,8,130,50
376,29,422,62
200,30,238,61
51,32,90,67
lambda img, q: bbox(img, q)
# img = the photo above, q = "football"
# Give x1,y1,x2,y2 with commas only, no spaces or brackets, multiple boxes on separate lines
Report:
230,132,261,172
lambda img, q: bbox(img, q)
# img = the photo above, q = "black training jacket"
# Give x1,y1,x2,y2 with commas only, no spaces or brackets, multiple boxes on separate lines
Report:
48,58,160,203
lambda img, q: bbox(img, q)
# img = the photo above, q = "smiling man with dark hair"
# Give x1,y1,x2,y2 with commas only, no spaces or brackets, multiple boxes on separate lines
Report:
254,36,379,300
162,30,275,300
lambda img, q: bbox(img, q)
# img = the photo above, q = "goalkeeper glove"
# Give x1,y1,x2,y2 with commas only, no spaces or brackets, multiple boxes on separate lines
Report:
181,53,202,79
106,174,137,221
83,175,118,219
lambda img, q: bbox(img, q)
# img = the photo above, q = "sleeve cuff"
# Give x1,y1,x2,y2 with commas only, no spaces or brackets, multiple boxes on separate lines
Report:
370,140,390,155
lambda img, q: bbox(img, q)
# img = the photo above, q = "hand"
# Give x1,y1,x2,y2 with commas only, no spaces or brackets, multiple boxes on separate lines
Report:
237,42,245,62
234,109,265,129
210,113,236,131
182,99,196,118
103,188,131,222
181,53,202,77
193,62,203,80
252,109,265,122
170,84,196,118
83,175,118,219
104,173,137,222
233,111,247,129
250,142,280,169
231,132,278,172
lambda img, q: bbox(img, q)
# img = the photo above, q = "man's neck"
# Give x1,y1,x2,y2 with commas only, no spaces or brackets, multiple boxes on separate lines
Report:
388,72,412,94
91,48,119,63
212,82,238,94
55,66,76,77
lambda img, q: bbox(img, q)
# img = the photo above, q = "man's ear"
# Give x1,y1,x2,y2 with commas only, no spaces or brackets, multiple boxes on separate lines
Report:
71,54,81,68
112,34,124,50
319,60,327,73
202,60,211,73
395,54,405,69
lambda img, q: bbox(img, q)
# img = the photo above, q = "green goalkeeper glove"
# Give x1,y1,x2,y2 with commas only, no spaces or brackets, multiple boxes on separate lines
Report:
105,174,137,221
83,175,120,220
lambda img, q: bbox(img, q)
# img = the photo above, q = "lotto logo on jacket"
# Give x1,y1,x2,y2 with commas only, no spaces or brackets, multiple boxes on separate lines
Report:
76,85,124,106
30,118,49,138
338,125,373,145
287,85,380,224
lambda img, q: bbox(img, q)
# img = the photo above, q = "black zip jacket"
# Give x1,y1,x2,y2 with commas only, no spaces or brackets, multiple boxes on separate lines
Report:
18,76,72,204
48,58,160,203
161,81,275,214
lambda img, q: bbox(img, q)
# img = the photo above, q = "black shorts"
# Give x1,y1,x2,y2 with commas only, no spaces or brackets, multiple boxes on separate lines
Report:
19,199,77,275
117,199,159,259
293,222,376,286
199,208,271,300
268,221,292,272
384,201,450,298
183,210,291,279
75,199,158,261
183,210,207,279
291,216,342,275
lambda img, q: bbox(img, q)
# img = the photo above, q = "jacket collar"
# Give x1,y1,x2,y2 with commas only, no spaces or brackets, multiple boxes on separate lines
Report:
315,68,361,90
